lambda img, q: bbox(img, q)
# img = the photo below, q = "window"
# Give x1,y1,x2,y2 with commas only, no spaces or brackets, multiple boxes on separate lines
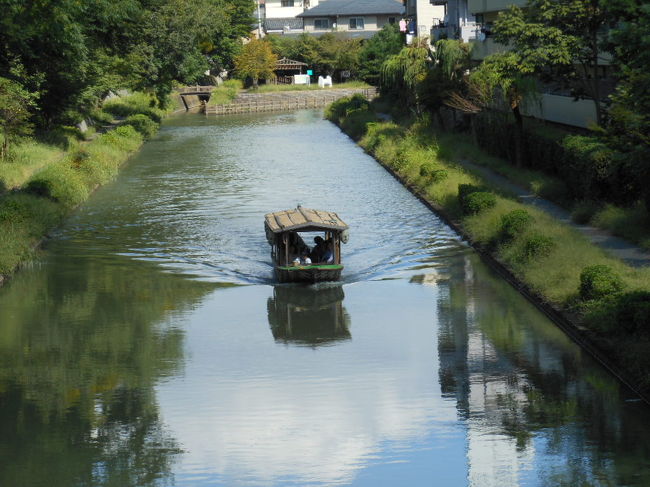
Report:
281,0,294,6
348,17,364,30
314,18,330,29
388,17,396,24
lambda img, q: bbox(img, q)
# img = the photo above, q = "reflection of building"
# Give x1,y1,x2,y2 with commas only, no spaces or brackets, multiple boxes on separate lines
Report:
267,285,351,346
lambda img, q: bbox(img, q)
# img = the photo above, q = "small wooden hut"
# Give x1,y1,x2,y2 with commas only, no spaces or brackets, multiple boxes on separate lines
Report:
274,58,308,84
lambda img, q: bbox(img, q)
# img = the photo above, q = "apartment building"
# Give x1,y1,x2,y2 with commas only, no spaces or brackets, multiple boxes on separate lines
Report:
261,0,317,34
261,0,405,37
298,0,405,38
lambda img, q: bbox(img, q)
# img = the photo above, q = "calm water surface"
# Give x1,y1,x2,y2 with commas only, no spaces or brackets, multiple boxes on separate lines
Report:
1,110,649,486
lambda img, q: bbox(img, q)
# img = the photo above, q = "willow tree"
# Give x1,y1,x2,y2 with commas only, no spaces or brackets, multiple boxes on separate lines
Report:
381,37,432,113
234,39,278,88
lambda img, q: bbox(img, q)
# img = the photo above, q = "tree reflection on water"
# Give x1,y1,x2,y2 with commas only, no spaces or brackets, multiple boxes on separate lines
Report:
0,255,217,487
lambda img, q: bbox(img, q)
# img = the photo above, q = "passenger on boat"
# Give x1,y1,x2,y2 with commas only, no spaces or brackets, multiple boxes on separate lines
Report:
322,244,334,264
310,236,327,262
289,232,309,256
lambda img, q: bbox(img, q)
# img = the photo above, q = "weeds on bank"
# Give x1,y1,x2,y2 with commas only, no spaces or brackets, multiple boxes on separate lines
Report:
0,93,162,278
207,79,243,106
329,95,650,306
330,94,650,390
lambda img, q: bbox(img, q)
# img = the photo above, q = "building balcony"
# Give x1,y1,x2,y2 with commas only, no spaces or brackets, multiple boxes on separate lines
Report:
468,0,526,14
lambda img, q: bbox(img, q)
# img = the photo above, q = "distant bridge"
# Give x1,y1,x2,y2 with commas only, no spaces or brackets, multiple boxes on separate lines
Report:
178,86,214,110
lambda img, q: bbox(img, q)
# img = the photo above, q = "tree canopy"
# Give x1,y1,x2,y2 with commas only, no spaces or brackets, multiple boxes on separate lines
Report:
0,0,255,125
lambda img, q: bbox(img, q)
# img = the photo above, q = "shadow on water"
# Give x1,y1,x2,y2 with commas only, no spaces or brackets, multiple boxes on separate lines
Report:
267,285,351,347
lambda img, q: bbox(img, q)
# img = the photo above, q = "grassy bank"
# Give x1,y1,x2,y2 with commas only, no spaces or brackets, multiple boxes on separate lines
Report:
327,94,650,395
206,80,371,107
0,93,165,280
207,80,243,106
255,80,370,93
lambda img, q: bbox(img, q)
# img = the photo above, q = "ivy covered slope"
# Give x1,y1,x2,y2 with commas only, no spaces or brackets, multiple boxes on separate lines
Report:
327,94,650,395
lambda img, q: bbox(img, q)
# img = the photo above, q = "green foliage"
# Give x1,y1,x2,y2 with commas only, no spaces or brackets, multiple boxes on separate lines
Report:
207,79,242,106
103,93,164,122
268,33,361,78
25,162,90,208
571,200,601,224
234,39,278,87
500,209,533,242
0,77,38,159
461,191,497,215
357,24,403,85
519,233,554,261
325,94,369,123
579,265,624,301
90,109,114,125
0,0,254,122
124,114,158,140
493,0,608,123
586,291,650,336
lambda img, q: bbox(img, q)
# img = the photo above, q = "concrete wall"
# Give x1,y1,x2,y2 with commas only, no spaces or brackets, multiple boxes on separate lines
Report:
523,94,598,129
265,0,318,19
415,1,446,40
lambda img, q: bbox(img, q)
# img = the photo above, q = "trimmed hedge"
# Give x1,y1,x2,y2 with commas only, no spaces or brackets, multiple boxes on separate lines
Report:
459,191,497,215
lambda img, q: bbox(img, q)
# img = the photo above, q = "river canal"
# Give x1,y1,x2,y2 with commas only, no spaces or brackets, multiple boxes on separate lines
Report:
1,110,649,486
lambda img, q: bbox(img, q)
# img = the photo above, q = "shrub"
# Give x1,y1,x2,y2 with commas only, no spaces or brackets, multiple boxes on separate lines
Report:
499,209,533,242
123,114,158,139
616,291,650,335
90,109,114,125
585,291,650,336
571,200,601,224
519,233,554,261
103,93,164,122
420,164,448,182
325,94,369,123
340,107,377,140
579,265,624,301
461,191,496,215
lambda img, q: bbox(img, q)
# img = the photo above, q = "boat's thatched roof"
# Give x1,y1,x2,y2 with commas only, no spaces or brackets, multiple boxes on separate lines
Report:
265,207,348,233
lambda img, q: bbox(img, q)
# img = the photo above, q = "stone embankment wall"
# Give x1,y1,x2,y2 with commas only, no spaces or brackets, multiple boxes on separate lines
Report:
205,88,378,115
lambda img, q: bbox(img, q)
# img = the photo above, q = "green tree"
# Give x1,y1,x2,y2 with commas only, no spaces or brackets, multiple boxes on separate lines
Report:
358,24,404,85
458,52,538,167
494,0,609,124
601,0,650,209
382,38,433,112
234,39,278,88
0,77,37,160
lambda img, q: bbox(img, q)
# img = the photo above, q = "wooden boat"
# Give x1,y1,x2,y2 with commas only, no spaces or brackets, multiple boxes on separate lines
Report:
264,207,349,283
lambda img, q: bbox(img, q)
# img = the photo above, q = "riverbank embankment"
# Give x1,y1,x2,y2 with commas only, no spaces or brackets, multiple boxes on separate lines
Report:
326,94,650,403
205,87,377,115
0,93,166,287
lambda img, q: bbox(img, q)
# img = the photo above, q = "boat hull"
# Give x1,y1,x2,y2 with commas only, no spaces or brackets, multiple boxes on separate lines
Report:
275,265,343,283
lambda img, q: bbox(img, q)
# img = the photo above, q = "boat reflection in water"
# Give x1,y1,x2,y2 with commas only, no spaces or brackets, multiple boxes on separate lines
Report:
267,285,351,347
